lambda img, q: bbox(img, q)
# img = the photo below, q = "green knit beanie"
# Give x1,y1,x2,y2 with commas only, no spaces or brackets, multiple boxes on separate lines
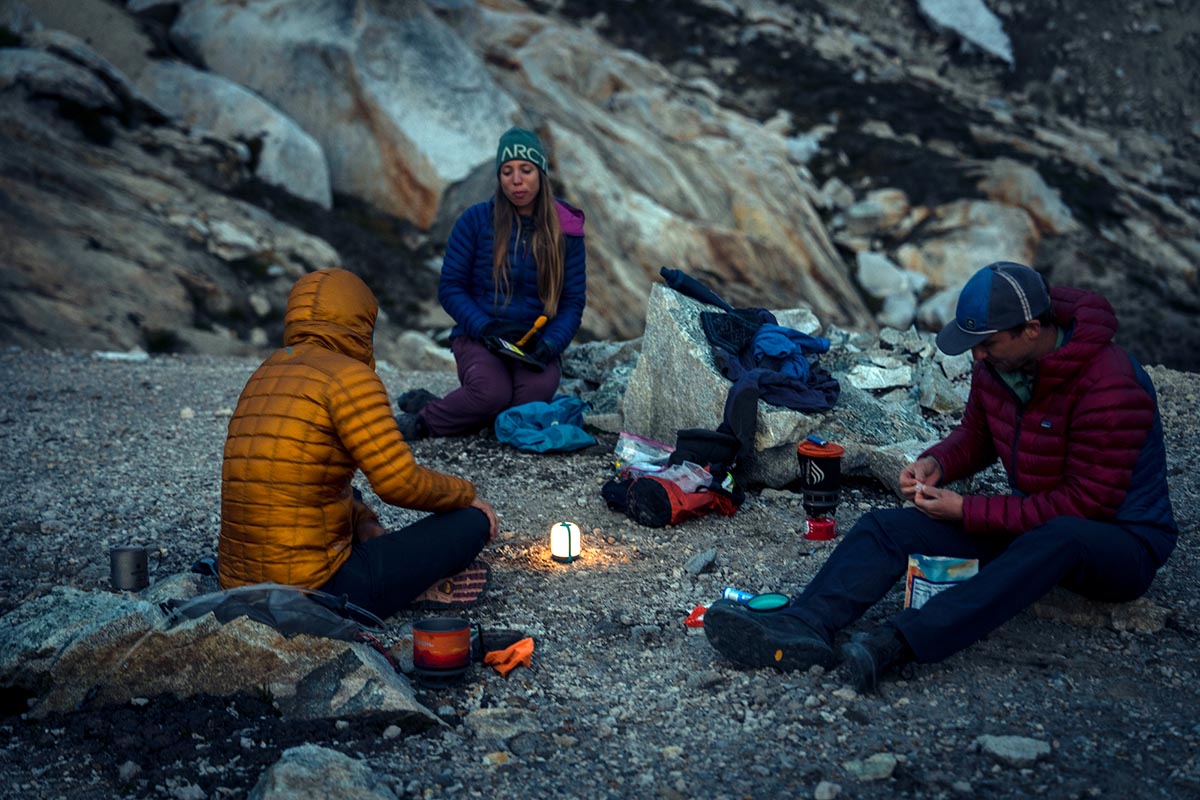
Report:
495,127,548,174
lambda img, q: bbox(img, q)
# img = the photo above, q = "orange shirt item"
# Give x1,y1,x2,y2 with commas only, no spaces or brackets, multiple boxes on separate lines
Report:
219,268,475,589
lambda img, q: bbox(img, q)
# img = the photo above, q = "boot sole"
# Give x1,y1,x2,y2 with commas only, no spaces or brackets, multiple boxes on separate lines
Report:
704,604,834,671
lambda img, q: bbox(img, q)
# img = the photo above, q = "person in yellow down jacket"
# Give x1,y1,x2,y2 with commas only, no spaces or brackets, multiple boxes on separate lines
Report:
219,268,498,619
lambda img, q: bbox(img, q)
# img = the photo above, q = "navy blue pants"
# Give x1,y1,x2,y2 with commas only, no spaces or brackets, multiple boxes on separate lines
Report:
318,507,489,620
784,507,1170,663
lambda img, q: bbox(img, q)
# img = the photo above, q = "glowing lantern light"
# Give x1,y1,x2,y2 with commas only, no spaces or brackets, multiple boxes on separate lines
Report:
550,521,582,563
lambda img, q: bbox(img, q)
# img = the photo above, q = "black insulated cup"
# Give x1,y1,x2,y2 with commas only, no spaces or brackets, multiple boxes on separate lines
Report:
110,546,150,592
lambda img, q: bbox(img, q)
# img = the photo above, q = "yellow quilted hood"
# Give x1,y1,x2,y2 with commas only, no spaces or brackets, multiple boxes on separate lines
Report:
283,268,376,367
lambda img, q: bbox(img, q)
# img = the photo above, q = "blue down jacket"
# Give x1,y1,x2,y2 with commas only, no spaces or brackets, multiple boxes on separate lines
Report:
438,198,586,357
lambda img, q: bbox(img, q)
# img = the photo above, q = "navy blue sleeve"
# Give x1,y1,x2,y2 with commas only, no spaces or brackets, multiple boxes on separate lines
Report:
438,205,494,338
541,234,587,354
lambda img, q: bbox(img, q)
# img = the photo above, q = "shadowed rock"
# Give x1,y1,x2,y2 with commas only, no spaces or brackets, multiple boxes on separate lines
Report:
250,745,399,800
0,586,439,726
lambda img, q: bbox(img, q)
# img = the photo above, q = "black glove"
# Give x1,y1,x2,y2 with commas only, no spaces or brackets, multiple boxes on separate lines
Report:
532,341,555,366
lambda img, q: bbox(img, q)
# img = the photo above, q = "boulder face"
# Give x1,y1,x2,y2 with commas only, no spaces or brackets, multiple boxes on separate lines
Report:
0,72,334,356
3,0,1200,371
0,584,439,726
136,59,333,209
170,0,518,231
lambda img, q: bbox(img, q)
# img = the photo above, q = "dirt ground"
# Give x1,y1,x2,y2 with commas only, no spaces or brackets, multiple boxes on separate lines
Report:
1,352,1197,799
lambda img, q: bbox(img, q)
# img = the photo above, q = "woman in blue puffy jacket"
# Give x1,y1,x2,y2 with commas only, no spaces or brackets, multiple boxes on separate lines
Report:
397,127,587,439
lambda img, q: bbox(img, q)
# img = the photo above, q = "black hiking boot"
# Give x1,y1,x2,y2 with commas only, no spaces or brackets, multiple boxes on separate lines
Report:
840,624,914,693
397,388,440,414
396,412,428,441
704,599,835,671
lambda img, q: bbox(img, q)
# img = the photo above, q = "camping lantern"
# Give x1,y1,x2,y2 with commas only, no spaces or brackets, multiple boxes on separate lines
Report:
550,521,582,563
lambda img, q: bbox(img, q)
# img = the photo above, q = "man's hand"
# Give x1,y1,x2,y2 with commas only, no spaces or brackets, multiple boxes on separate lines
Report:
899,456,943,500
472,496,500,543
913,484,964,522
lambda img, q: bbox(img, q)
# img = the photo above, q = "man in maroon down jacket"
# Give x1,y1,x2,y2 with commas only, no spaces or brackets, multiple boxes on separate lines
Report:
705,262,1178,691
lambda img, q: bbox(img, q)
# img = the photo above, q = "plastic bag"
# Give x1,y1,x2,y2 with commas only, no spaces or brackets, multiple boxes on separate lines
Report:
654,461,713,493
614,432,674,477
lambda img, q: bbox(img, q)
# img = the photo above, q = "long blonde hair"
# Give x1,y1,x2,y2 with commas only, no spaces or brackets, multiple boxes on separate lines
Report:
492,172,565,316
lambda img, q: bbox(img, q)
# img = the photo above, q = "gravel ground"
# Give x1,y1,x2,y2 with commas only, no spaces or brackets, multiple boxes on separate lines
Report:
0,348,1198,799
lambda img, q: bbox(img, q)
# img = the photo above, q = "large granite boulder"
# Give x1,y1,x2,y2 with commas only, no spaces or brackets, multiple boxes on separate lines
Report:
0,586,438,726
170,0,517,231
622,283,947,488
137,59,332,208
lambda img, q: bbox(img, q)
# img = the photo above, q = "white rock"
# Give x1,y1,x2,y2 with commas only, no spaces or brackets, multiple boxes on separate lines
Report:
977,158,1079,235
814,780,842,800
974,734,1051,767
856,251,909,299
846,364,913,391
917,0,1014,65
172,0,517,228
136,60,333,208
878,293,918,331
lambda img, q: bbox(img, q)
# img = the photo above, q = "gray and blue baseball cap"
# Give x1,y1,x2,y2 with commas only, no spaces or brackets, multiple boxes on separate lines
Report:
936,262,1051,355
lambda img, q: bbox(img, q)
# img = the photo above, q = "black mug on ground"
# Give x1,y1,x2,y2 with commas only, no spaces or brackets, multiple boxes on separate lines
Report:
110,546,156,592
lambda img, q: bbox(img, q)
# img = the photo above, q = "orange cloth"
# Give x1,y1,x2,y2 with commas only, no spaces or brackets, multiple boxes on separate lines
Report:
483,637,535,677
219,269,476,590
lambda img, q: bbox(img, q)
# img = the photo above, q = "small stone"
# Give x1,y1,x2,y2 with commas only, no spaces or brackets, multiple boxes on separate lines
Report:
815,780,842,800
382,725,403,740
974,734,1051,766
842,752,898,781
683,547,718,575
169,783,206,800
483,751,510,766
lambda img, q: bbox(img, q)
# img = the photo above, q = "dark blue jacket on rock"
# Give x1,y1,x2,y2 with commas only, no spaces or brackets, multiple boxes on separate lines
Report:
438,198,586,357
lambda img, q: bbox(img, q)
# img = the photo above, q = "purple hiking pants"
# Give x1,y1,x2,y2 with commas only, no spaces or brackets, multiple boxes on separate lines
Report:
419,337,562,436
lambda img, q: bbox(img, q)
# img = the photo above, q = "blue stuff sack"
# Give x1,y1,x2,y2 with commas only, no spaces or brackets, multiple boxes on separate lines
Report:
495,395,597,453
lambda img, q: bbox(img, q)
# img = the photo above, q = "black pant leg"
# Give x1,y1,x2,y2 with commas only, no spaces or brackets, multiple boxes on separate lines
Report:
319,506,489,619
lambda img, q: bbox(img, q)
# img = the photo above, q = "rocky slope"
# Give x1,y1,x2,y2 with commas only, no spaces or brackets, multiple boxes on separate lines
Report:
2,0,1199,369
